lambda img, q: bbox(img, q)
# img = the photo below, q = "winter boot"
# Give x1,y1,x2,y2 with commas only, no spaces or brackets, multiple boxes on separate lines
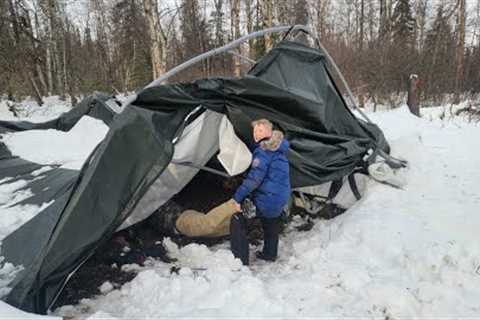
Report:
149,200,183,236
255,251,276,262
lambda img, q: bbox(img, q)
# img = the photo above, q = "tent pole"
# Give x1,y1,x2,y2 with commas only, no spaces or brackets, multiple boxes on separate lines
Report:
227,50,257,64
121,24,372,126
144,25,310,89
311,37,373,124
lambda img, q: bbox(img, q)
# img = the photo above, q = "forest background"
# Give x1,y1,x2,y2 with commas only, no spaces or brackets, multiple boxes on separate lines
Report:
1,0,479,107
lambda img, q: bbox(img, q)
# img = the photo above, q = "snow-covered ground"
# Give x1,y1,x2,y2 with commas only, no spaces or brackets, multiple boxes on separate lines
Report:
1,98,480,318
53,105,480,319
0,301,59,320
0,96,71,122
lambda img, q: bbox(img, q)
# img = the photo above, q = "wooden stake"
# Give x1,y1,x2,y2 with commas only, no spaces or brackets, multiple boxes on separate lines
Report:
407,74,420,117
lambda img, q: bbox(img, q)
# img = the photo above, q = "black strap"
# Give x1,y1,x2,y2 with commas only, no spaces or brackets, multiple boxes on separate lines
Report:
171,161,231,178
348,174,362,200
281,26,296,42
327,179,343,200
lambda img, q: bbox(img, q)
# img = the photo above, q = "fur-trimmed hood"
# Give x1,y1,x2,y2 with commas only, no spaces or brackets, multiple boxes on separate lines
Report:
259,130,288,153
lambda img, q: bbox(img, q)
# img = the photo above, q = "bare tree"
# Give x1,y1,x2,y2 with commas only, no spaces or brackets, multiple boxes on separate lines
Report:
359,0,365,51
143,0,165,79
244,0,255,59
454,0,466,103
230,0,241,76
261,0,274,51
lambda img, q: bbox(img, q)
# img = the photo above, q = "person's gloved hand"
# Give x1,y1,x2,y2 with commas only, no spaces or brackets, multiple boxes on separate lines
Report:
241,198,256,219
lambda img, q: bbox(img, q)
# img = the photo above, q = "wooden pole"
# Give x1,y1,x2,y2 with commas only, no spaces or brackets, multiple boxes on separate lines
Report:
407,74,420,117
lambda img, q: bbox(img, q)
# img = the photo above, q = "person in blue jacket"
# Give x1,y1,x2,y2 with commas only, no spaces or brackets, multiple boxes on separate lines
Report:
231,119,291,265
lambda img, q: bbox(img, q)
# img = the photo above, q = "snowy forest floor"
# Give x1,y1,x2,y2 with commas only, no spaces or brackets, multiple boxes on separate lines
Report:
2,98,480,318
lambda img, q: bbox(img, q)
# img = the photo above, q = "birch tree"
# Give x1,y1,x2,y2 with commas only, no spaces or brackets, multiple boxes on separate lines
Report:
143,0,165,79
230,0,241,76
454,0,466,103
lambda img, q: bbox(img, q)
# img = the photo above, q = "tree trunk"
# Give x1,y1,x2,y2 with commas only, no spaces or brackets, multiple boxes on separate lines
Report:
245,0,255,59
368,0,375,46
42,0,62,95
143,0,165,80
28,72,45,106
46,0,63,96
454,0,466,103
262,0,273,52
7,0,44,105
379,0,388,41
36,64,48,96
63,29,68,100
277,0,290,25
316,0,330,40
46,41,53,94
359,0,364,51
33,8,48,96
415,0,428,51
231,0,241,76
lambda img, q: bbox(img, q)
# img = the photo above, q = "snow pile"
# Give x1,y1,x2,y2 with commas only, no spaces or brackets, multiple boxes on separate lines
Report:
0,257,24,298
54,106,480,319
0,96,71,122
0,176,56,240
1,116,109,170
0,101,16,121
0,178,54,295
0,201,53,241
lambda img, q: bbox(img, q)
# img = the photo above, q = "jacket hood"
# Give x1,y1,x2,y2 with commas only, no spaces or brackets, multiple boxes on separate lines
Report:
260,130,288,153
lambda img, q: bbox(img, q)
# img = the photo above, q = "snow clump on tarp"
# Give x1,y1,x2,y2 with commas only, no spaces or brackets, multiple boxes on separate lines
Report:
0,116,109,170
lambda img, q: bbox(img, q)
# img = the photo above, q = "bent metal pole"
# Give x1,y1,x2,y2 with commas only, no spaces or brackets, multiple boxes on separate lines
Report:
144,25,310,89
120,25,309,109
313,38,372,123
121,24,372,125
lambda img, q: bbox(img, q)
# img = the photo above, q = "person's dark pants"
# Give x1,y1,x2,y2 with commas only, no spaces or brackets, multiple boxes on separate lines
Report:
260,217,280,259
230,213,281,265
230,213,249,265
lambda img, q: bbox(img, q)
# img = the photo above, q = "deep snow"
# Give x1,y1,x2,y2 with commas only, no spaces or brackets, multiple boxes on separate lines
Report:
0,98,479,318
54,106,480,319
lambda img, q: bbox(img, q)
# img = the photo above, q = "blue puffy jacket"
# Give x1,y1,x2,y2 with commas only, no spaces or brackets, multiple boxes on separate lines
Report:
233,131,291,218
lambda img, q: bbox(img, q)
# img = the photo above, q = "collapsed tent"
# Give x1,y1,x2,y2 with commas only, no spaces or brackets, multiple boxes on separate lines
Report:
0,28,393,314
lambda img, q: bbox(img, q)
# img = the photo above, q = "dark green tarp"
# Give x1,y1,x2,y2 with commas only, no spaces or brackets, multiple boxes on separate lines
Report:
0,40,388,314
